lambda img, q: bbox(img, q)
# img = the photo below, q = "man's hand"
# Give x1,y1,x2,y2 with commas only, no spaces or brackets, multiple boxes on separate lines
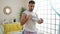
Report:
20,13,28,25
28,15,33,20
38,18,43,24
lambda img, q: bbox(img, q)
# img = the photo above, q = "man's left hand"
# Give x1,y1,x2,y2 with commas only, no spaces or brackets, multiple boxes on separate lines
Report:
38,18,43,24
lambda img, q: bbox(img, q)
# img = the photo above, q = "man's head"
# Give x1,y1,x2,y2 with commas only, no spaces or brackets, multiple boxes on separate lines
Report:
28,1,35,11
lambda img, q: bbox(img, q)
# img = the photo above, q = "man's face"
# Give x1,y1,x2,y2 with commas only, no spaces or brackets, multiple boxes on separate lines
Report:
28,3,35,11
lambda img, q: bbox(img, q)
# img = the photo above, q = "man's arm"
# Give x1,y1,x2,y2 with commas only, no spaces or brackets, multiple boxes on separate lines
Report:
20,13,28,25
34,13,43,24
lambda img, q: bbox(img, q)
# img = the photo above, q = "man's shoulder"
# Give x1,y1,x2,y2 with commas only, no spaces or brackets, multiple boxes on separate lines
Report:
23,10,28,13
23,10,28,15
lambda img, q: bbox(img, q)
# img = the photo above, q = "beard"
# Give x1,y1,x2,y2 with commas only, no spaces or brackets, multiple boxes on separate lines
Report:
29,9,33,11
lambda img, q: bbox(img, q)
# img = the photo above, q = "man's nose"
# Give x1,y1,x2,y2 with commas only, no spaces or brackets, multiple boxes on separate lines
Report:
32,7,34,9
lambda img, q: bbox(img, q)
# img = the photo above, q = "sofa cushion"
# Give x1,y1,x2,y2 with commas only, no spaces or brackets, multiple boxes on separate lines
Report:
4,23,23,34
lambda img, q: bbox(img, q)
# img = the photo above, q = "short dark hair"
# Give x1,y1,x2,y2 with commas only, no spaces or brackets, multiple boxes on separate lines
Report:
29,1,35,4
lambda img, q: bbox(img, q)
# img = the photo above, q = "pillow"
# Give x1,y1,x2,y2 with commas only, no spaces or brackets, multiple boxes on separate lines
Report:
4,23,23,34
7,31,22,34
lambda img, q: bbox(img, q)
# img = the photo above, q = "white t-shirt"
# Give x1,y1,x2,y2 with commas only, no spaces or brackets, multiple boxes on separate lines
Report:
23,10,39,32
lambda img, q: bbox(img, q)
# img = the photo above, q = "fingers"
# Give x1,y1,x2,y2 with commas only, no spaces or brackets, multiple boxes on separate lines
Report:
27,15,33,20
40,18,43,23
38,18,43,24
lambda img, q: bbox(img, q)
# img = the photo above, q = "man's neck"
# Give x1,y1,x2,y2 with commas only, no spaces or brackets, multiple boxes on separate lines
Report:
29,10,33,12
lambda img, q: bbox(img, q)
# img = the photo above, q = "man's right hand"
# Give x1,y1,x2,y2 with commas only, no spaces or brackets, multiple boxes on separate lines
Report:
27,15,33,20
20,13,28,25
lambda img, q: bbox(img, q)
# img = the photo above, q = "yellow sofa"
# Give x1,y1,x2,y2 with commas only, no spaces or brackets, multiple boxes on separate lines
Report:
3,23,23,34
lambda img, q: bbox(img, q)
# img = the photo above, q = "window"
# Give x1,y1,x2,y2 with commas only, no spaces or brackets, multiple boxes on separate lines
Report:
34,0,60,34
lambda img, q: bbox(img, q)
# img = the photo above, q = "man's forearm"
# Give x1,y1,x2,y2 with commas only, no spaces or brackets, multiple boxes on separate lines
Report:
20,17,28,25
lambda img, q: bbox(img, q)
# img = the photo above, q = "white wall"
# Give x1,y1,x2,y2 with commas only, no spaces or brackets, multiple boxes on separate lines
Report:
0,0,29,24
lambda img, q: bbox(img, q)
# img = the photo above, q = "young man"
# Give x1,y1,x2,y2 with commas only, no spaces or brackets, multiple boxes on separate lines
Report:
20,1,43,34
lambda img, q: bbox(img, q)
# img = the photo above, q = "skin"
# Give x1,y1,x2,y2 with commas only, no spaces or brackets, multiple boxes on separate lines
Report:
20,3,43,25
28,3,35,12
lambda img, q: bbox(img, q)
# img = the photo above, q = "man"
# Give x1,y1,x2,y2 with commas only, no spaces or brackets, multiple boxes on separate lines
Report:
20,1,43,34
